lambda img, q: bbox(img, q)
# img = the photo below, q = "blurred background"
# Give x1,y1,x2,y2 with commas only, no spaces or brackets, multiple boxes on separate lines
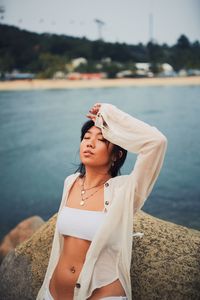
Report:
0,0,200,79
0,0,200,255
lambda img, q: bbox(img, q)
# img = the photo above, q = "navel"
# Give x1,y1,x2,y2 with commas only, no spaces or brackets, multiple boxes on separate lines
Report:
69,266,76,273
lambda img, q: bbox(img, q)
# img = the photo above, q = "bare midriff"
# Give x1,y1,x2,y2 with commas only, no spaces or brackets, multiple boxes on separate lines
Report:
49,235,126,300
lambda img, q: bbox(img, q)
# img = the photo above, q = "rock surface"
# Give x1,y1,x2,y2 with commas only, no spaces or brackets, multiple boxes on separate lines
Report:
0,216,45,263
0,211,199,300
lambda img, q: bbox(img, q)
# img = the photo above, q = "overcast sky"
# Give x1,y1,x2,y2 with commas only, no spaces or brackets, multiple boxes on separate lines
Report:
0,0,200,45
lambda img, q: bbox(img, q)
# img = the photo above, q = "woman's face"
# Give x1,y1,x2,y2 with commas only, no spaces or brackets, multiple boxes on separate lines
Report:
80,126,114,171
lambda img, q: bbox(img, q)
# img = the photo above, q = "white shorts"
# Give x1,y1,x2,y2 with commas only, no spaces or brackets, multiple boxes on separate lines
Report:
44,284,128,300
44,285,54,300
101,297,128,300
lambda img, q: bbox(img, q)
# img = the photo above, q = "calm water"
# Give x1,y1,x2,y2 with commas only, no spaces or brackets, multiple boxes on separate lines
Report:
0,85,200,241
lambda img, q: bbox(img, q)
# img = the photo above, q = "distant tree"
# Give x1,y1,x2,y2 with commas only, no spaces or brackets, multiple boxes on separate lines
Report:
0,24,200,77
0,53,15,72
170,35,192,71
102,62,123,78
37,53,67,78
146,42,166,73
191,41,200,69
147,42,165,63
177,35,191,49
74,60,97,73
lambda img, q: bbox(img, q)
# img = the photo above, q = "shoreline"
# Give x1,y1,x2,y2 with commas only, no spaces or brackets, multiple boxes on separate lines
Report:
0,76,200,91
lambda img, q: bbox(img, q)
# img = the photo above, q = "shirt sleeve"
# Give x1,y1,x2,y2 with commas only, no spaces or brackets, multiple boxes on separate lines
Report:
94,103,168,214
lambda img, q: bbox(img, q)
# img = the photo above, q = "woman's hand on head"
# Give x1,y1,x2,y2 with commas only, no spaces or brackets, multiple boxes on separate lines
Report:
86,103,102,122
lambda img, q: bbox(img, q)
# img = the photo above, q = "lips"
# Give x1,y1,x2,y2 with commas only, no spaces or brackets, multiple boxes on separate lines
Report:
83,150,94,155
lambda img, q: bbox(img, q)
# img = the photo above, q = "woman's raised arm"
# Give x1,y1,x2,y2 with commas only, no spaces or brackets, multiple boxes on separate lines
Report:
87,102,168,214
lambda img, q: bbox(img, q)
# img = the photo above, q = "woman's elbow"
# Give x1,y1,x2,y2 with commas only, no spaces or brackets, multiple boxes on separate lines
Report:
152,127,168,147
155,134,168,157
156,132,168,148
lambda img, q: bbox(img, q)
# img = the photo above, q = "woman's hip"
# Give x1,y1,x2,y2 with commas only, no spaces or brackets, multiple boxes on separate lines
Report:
44,283,128,300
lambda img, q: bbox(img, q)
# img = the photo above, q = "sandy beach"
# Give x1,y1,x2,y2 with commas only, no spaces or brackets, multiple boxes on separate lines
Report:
0,76,200,91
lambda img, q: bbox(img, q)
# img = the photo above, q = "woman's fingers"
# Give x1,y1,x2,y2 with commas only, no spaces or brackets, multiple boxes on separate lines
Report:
94,103,101,109
86,103,102,121
94,103,101,112
89,103,101,114
86,113,96,122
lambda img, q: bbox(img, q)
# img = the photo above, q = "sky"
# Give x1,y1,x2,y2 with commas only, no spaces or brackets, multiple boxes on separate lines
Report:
0,0,200,45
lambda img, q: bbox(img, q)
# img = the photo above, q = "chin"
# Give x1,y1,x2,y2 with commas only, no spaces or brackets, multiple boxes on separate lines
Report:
81,161,96,168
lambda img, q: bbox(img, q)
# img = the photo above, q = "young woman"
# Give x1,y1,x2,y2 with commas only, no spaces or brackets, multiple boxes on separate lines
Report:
36,102,168,300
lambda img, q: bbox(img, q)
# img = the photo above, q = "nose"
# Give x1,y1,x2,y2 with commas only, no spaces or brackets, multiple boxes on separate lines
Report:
86,138,95,148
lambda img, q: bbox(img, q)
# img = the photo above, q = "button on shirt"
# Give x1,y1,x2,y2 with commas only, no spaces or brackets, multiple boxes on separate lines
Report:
36,103,167,300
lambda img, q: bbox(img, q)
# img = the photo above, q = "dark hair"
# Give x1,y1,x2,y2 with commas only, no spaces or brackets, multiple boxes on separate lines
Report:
74,119,127,177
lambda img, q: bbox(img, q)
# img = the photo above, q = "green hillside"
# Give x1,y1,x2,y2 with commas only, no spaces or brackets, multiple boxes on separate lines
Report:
0,24,200,78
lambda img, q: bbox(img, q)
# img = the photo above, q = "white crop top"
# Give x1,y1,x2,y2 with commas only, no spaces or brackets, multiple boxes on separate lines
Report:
57,206,107,241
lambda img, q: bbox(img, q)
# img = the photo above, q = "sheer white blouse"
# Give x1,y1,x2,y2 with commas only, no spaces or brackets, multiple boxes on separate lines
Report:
36,103,168,300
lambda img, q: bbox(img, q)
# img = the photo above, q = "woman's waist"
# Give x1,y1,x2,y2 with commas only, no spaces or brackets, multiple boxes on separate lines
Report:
61,235,90,261
57,249,86,274
49,236,90,289
50,256,84,289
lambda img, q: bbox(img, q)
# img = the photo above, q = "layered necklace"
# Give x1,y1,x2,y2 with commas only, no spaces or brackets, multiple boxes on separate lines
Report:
80,175,108,206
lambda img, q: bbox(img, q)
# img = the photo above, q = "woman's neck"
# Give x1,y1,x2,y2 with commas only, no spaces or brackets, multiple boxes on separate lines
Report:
82,167,111,188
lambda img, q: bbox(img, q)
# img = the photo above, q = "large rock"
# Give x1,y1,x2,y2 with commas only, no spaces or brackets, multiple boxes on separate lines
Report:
0,211,199,300
0,216,45,263
131,213,200,300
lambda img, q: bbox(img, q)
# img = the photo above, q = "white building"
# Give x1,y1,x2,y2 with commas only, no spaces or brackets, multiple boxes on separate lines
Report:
71,57,88,69
159,63,176,77
135,63,150,72
134,63,153,77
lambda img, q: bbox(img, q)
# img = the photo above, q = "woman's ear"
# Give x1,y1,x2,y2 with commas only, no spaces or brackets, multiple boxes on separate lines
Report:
119,150,123,159
112,150,122,162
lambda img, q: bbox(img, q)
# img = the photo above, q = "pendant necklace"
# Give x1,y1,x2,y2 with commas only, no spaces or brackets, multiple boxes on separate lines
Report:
80,176,107,206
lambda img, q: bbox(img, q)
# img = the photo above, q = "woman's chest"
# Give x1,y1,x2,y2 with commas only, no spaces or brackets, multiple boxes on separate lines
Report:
66,179,106,212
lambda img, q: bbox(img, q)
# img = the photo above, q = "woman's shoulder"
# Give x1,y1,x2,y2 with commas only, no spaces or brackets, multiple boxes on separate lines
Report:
109,174,130,185
64,172,81,185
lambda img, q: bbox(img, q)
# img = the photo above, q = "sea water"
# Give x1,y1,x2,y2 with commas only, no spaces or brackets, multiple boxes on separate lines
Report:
0,85,200,241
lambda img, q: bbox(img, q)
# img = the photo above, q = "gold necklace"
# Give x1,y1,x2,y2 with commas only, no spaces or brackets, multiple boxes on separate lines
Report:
80,176,106,193
80,176,107,206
